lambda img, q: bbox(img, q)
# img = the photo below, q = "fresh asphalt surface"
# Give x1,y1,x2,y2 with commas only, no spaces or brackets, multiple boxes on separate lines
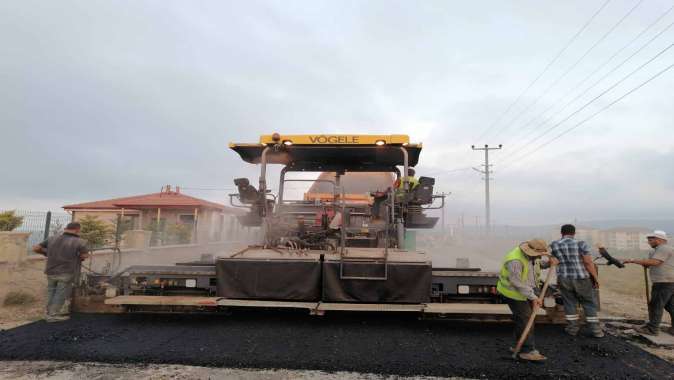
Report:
0,311,672,379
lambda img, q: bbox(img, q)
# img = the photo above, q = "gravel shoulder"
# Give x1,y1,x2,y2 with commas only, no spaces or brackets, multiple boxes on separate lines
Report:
0,361,463,380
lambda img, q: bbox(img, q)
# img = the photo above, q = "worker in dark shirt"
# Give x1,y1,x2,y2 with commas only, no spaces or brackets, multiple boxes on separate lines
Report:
32,222,89,322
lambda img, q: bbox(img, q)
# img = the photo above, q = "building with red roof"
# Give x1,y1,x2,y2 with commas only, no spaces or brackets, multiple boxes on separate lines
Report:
63,186,245,245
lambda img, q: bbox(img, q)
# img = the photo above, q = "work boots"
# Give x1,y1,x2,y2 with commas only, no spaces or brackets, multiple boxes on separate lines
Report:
588,323,604,338
518,350,547,362
564,320,580,336
635,325,659,336
45,315,70,323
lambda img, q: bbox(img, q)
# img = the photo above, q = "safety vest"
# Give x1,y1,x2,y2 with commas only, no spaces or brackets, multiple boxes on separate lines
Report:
395,176,419,190
496,247,540,301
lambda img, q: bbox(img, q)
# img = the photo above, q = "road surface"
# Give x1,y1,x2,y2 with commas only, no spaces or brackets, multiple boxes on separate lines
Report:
0,311,671,379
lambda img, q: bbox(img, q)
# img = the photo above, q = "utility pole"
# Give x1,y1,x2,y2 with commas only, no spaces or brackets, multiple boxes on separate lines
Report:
441,202,445,232
472,144,502,235
439,191,450,233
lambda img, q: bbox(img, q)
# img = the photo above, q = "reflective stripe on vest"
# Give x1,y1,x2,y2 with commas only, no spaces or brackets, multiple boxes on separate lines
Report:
496,247,536,301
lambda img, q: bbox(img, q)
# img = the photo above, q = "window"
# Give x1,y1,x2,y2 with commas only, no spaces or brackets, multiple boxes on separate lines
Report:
178,214,195,225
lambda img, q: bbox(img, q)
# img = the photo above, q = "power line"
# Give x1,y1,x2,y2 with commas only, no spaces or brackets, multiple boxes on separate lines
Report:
422,167,473,177
490,0,644,141
474,0,612,141
503,4,674,146
181,187,237,191
503,11,674,151
501,61,674,171
500,42,674,167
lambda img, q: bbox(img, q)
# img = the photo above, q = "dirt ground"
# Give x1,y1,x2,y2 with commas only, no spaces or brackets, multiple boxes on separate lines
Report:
0,260,48,328
3,243,667,325
597,264,659,321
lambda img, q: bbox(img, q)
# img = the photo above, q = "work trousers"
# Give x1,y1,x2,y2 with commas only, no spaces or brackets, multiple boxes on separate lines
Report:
647,282,674,330
558,277,599,324
46,273,74,317
507,299,535,353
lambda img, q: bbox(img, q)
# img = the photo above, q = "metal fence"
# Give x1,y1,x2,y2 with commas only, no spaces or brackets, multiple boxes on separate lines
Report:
2,210,72,253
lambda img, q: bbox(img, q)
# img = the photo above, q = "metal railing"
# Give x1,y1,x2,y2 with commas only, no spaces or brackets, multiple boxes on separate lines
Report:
2,210,72,254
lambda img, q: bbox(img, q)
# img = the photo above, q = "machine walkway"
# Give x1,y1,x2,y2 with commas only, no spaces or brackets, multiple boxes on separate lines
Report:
105,295,549,318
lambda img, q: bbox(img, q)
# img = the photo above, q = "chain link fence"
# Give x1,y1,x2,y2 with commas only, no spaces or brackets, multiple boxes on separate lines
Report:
2,210,72,254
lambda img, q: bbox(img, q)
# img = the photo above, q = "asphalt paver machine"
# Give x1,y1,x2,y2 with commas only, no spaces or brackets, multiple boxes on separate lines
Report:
90,134,563,321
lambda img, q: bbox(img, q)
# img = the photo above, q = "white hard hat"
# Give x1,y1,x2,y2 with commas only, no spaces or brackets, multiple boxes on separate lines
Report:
646,230,668,241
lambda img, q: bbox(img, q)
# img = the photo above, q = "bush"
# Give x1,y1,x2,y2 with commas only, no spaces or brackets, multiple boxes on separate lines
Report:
166,223,193,245
147,219,166,246
3,290,37,306
79,215,113,249
0,210,23,232
112,216,135,243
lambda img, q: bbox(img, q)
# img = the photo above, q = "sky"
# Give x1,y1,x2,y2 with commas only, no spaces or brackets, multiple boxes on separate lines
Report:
1,0,673,225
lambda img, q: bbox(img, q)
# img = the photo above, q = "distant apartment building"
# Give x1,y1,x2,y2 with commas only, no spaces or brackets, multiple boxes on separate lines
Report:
602,227,650,251
576,226,650,252
575,226,602,247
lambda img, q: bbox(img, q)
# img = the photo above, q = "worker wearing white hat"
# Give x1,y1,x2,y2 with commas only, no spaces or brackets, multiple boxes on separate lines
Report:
624,230,674,336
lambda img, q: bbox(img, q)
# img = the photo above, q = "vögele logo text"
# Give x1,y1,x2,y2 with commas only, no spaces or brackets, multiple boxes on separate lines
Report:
309,135,360,144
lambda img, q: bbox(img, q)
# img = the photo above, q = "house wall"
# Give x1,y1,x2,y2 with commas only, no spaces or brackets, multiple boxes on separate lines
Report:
72,210,140,229
73,210,119,225
137,208,245,244
0,232,30,264
196,208,212,243
69,207,247,246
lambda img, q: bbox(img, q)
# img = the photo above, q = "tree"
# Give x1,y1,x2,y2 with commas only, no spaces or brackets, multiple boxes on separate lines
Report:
0,210,23,232
112,216,135,243
166,223,193,245
147,219,166,246
79,215,113,249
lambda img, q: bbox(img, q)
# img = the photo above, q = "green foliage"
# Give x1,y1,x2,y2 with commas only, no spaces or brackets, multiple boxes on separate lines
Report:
147,218,166,246
3,290,37,306
79,215,113,249
0,210,23,232
50,219,64,236
166,223,193,245
113,216,135,242
146,219,192,246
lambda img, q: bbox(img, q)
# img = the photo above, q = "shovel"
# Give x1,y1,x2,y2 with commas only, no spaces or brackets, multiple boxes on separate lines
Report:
512,263,557,360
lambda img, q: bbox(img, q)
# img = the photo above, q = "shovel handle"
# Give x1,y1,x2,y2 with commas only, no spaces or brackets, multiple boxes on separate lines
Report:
643,266,650,304
512,263,556,359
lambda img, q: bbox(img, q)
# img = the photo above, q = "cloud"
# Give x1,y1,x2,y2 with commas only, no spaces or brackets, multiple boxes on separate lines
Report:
0,0,672,225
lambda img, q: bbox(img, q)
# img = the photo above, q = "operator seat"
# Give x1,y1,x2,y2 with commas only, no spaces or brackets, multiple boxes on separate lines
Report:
408,176,435,205
234,178,259,204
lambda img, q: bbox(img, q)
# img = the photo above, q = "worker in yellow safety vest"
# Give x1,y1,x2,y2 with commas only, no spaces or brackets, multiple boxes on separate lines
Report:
497,239,558,362
394,168,419,192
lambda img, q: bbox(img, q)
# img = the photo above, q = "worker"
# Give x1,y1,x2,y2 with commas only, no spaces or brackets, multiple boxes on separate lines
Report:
497,239,558,361
394,168,419,192
550,224,603,338
32,222,89,322
623,230,674,336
